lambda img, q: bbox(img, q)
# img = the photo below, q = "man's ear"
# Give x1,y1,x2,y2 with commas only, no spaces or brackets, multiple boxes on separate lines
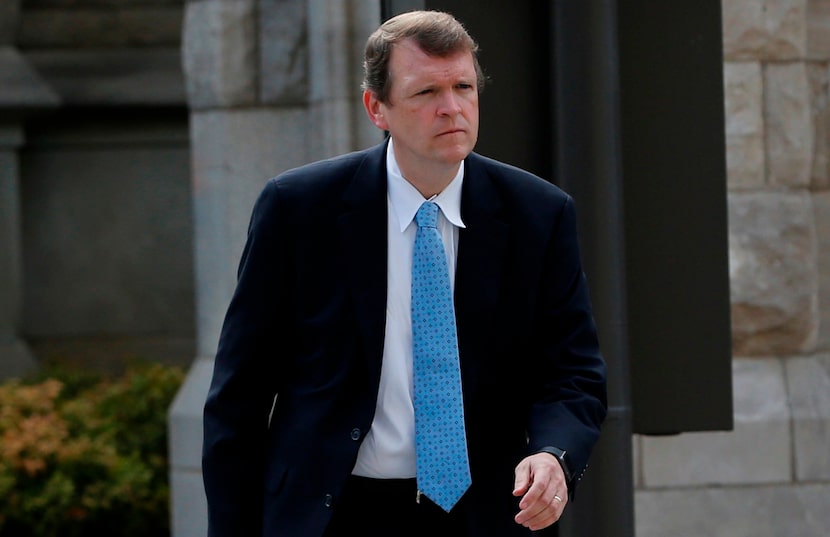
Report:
363,90,389,131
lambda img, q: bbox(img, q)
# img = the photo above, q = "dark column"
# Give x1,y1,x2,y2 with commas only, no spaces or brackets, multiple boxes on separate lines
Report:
551,2,634,537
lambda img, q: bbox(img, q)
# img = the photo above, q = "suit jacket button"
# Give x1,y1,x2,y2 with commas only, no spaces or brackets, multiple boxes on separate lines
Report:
324,494,333,508
350,428,361,441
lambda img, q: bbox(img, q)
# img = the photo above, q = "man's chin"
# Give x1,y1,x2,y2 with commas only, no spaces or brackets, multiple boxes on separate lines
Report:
436,141,475,162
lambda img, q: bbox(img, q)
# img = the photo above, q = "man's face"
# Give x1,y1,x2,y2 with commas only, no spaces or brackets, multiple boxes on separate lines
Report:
364,39,479,175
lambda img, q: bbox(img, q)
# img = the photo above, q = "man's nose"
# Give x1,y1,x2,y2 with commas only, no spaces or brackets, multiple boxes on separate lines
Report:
436,91,462,116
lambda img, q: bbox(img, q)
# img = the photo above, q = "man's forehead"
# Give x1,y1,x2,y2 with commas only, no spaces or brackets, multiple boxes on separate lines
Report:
392,38,473,61
389,40,476,78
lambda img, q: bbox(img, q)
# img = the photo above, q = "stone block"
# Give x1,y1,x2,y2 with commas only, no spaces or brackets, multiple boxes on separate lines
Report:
722,0,768,59
350,0,382,79
785,354,830,480
816,192,830,350
0,125,36,380
308,0,354,102
724,61,765,190
0,133,37,381
722,0,806,60
0,0,19,45
169,467,208,537
168,357,212,536
168,357,213,470
260,0,308,105
729,191,819,355
189,107,310,354
27,48,185,106
731,358,790,422
0,48,61,112
20,117,194,338
183,0,257,109
632,434,642,488
308,98,362,161
808,63,830,189
0,338,38,381
636,483,830,537
640,358,791,487
349,0,384,151
295,0,381,147
765,62,813,187
0,148,22,331
28,335,195,375
24,0,183,6
807,0,830,58
17,6,183,48
0,125,23,147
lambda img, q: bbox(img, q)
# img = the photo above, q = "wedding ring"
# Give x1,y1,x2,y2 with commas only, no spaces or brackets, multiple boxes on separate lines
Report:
554,495,563,503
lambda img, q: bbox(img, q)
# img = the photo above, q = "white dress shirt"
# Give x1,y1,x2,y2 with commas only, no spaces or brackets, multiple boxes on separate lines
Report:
352,139,466,478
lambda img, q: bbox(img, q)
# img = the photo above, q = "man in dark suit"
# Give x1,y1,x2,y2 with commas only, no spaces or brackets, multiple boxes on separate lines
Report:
202,10,607,537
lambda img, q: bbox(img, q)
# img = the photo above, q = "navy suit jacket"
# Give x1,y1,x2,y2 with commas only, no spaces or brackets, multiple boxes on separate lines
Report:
203,140,607,537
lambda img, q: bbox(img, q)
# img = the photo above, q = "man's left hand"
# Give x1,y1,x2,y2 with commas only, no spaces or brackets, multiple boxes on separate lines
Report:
512,452,569,531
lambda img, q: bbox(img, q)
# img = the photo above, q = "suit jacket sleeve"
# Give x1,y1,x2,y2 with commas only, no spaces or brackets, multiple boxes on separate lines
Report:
526,194,608,491
202,179,288,537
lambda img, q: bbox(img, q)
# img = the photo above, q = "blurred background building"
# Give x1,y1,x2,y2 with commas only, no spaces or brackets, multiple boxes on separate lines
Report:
0,0,828,536
0,0,192,376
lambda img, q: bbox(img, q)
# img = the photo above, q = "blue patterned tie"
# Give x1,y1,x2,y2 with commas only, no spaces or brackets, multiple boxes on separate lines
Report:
411,200,472,512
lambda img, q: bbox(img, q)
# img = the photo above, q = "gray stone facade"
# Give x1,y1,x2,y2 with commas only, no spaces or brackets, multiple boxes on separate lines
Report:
1,0,194,375
0,0,59,379
633,1,830,535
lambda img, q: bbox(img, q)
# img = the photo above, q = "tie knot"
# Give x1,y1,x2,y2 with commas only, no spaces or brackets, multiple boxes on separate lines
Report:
415,201,439,229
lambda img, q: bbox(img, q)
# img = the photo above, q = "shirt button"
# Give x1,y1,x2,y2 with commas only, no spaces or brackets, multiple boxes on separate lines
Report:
324,494,333,508
350,428,361,441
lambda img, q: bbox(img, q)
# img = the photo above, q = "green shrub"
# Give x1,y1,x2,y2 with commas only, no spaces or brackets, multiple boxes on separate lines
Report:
0,363,185,537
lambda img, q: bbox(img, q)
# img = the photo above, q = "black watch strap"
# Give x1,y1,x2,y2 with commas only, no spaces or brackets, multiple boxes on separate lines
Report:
539,446,574,484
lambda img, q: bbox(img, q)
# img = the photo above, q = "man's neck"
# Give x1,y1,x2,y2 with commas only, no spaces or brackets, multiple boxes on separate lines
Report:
395,158,462,199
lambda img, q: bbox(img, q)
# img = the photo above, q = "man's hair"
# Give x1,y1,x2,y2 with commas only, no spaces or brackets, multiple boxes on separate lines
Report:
362,10,485,103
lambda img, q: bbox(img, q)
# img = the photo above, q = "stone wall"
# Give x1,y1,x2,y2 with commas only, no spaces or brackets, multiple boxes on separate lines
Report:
0,0,59,379
634,1,830,535
18,0,182,48
20,0,185,106
1,0,194,379
19,110,194,371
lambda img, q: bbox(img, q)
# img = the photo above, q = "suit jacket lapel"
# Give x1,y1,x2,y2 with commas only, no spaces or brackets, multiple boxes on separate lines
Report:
455,153,509,385
337,142,389,389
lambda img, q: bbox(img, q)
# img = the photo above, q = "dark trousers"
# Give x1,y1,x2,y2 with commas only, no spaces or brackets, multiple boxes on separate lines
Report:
323,475,467,536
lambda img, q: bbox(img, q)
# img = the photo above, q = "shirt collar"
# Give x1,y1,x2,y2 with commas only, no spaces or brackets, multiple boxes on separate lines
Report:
386,138,466,233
